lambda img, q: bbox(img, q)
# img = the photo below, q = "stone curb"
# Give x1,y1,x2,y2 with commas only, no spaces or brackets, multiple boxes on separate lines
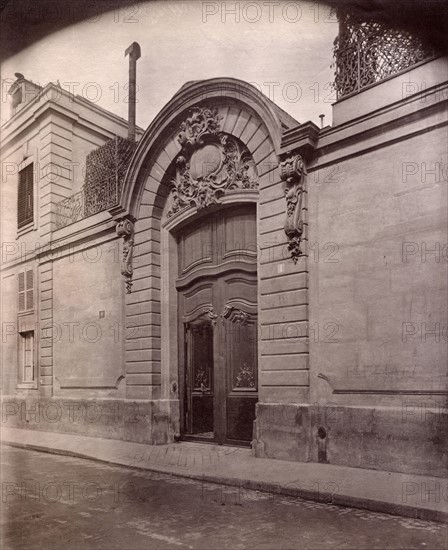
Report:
3,440,447,524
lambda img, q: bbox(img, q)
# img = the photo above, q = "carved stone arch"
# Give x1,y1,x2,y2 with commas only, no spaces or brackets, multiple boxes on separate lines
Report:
118,78,299,404
116,78,296,223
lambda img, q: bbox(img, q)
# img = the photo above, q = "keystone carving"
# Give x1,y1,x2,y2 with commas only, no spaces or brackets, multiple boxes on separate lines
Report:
178,106,222,150
279,153,306,264
116,217,135,293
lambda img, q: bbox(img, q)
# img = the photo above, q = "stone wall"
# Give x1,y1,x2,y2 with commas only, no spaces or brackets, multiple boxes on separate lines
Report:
2,74,445,472
253,58,448,477
52,238,125,396
0,84,133,414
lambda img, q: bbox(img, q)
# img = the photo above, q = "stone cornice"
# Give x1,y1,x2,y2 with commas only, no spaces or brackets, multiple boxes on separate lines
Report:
0,212,117,273
323,80,447,135
280,121,320,161
311,85,448,168
1,82,144,154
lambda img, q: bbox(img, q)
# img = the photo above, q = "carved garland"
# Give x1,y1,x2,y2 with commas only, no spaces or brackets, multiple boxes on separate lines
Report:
167,106,258,218
116,218,135,293
235,363,256,389
279,154,306,264
201,304,250,326
194,368,209,391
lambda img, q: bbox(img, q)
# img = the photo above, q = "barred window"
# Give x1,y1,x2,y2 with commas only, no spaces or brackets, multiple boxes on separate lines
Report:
18,163,34,228
18,269,34,313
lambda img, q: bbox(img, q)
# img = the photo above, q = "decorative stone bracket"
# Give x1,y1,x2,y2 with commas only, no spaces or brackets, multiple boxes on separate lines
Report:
279,153,306,263
221,304,249,325
116,217,135,293
206,307,218,325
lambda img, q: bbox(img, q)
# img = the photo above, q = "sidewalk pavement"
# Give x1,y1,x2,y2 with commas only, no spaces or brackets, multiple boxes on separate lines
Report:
2,427,447,523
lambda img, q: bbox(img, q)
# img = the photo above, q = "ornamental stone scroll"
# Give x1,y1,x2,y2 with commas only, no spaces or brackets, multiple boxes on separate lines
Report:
116,217,135,293
279,153,306,264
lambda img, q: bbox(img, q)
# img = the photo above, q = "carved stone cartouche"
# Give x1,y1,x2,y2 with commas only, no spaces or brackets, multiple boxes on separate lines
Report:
167,105,258,218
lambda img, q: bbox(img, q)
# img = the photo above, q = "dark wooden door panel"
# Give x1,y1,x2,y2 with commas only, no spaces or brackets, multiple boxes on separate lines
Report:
226,396,257,441
182,283,214,318
226,319,258,393
191,395,214,435
179,217,213,275
217,205,258,264
221,276,258,444
186,322,214,439
178,204,258,446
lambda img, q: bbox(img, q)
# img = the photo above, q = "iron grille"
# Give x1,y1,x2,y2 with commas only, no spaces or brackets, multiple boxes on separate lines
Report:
333,11,437,99
55,136,137,229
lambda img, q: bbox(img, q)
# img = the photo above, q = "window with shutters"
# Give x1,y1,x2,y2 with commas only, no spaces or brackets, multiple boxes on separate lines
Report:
18,163,34,228
19,331,35,385
18,269,34,313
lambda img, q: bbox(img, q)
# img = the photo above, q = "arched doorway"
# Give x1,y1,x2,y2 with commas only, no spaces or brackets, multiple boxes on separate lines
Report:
117,83,298,447
175,204,258,445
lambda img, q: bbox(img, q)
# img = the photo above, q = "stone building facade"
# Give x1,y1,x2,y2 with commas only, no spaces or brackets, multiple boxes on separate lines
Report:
1,19,447,478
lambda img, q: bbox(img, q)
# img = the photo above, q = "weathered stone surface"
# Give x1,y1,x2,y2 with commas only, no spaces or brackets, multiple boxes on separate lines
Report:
2,396,179,445
254,403,448,478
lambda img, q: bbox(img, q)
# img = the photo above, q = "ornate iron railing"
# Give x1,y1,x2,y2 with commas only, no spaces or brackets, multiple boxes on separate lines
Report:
83,174,120,217
55,136,137,229
83,135,136,217
333,11,436,99
55,191,84,229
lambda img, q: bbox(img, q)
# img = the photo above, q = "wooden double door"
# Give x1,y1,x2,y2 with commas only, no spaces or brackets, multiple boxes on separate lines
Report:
177,205,258,445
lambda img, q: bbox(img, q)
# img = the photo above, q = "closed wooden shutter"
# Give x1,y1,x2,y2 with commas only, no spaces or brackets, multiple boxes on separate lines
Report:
26,269,34,310
18,272,26,312
18,268,34,312
18,163,34,228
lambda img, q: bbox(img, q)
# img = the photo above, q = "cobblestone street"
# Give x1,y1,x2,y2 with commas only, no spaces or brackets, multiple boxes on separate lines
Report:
1,446,446,549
